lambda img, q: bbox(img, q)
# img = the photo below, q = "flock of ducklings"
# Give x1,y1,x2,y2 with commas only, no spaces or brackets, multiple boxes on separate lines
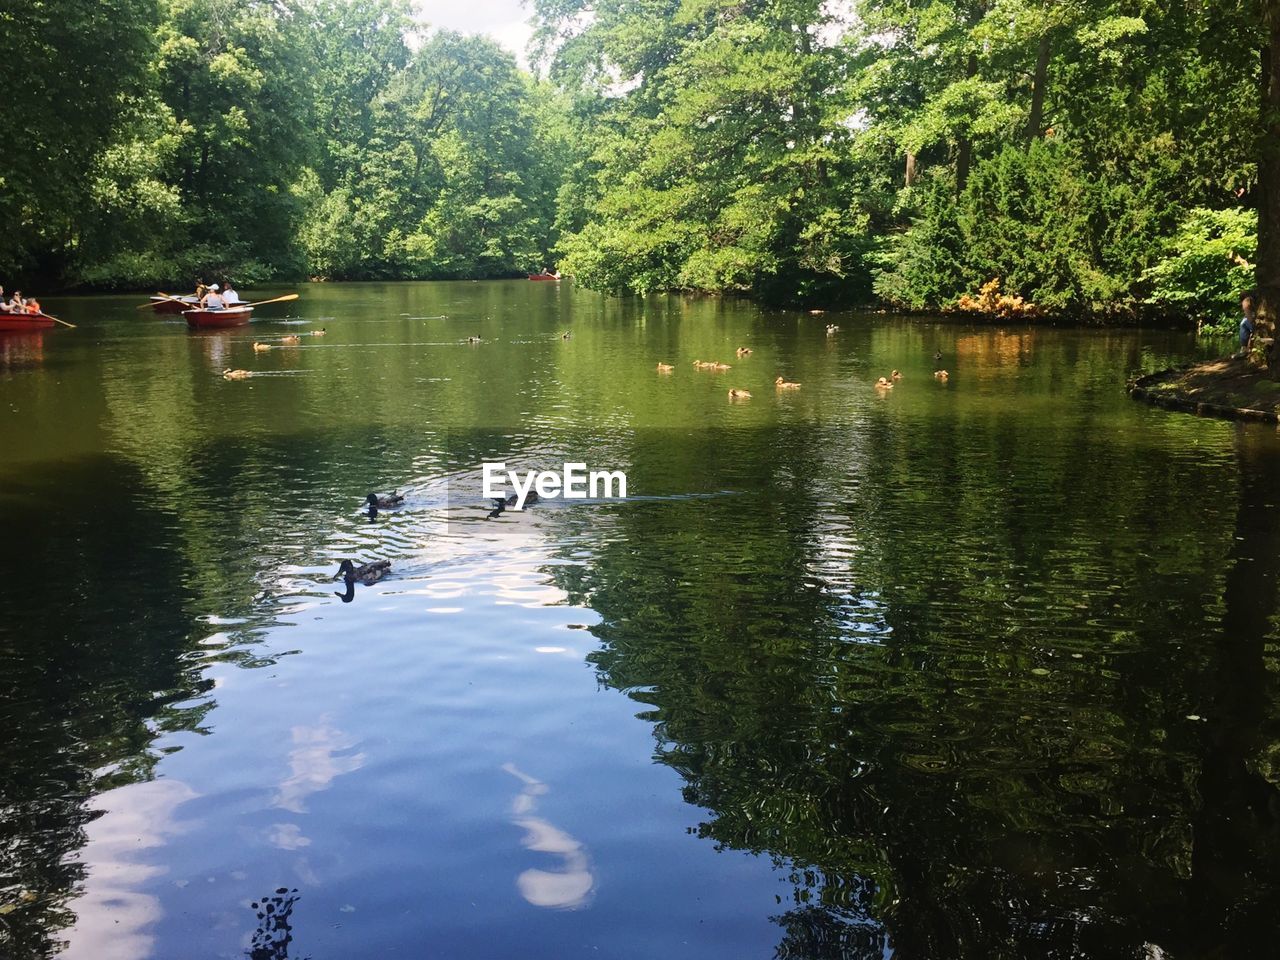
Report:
669,348,802,400
298,322,955,597
658,332,951,400
222,328,326,378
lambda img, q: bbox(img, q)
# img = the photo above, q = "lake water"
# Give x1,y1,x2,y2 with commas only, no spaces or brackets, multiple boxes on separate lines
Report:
2,281,1279,959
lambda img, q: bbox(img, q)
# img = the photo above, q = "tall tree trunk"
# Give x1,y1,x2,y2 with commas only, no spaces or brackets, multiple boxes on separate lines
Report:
1187,427,1280,950
956,138,972,192
1255,5,1280,369
956,54,977,191
198,142,210,204
1024,33,1051,143
905,152,917,187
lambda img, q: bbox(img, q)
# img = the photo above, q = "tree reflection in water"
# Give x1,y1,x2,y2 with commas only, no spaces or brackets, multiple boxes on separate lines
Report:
543,419,1280,957
248,887,304,960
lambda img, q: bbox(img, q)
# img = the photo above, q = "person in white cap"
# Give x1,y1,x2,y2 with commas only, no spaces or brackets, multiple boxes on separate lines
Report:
201,283,225,309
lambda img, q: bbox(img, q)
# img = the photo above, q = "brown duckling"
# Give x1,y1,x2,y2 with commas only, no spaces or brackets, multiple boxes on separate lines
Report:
253,341,272,352
775,376,801,390
736,347,752,356
875,377,893,389
728,388,752,399
710,362,732,371
656,362,675,373
280,334,302,345
933,369,950,380
223,368,252,380
891,369,902,380
310,328,327,337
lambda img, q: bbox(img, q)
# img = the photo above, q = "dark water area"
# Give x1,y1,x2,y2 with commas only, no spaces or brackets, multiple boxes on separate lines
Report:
1,282,1278,959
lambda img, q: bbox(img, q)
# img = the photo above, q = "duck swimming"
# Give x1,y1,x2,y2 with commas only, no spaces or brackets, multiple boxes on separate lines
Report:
280,334,302,345
334,558,391,585
710,362,732,371
466,336,482,344
656,362,674,373
775,376,801,389
736,347,752,356
728,388,752,399
934,369,950,380
561,331,572,340
310,328,327,337
491,491,540,513
875,377,893,389
826,324,840,336
253,341,272,352
891,369,902,380
366,491,405,509
223,368,252,380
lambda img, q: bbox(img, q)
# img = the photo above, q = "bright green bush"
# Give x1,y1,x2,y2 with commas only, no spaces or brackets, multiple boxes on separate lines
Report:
1143,207,1256,335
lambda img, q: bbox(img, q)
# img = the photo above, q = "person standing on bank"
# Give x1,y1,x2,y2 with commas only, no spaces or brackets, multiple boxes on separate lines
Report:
1239,293,1256,358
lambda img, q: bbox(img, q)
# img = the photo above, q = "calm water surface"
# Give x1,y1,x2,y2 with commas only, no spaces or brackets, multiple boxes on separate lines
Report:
2,282,1279,959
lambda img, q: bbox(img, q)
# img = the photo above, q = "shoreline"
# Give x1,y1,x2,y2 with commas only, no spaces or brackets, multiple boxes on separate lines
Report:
1128,357,1280,423
35,280,1207,331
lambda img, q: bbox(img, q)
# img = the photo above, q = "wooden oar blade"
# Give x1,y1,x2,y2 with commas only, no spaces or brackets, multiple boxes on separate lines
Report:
244,293,300,308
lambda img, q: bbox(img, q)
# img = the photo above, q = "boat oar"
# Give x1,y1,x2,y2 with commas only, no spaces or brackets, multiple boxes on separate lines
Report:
136,292,187,309
239,294,300,309
43,313,76,329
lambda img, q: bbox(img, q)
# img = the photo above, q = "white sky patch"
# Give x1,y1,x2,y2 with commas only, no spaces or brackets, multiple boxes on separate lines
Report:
415,0,534,65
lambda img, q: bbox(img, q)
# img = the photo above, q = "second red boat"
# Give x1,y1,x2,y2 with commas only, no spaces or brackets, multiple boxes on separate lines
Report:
183,306,254,329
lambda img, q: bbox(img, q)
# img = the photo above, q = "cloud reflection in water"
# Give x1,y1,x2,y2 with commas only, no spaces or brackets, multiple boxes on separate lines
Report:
502,763,595,910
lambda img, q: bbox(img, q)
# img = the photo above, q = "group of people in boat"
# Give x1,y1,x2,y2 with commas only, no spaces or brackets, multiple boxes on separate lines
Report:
0,286,42,315
193,280,241,309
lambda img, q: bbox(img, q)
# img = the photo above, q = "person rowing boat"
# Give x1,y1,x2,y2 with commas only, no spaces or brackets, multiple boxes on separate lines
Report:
200,284,226,310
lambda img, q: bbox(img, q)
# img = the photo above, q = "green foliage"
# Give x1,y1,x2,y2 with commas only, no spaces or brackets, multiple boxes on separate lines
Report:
0,0,1269,311
539,0,877,304
7,2,564,289
875,140,1183,311
1144,208,1257,334
0,0,161,275
872,178,974,310
295,31,565,280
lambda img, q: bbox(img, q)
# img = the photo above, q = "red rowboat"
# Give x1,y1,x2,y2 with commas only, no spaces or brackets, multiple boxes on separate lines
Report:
0,312,57,331
183,306,254,329
150,295,199,314
528,272,560,281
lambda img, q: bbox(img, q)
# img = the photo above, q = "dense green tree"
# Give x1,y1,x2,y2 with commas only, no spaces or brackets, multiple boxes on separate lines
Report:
0,0,161,277
3,0,1275,315
297,31,564,279
534,0,878,303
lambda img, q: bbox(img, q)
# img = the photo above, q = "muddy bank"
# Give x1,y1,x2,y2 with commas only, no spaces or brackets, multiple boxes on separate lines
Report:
1129,357,1280,423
